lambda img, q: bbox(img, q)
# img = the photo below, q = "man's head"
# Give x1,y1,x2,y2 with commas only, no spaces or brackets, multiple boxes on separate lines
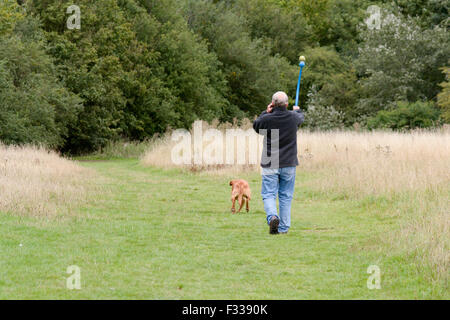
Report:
272,91,289,108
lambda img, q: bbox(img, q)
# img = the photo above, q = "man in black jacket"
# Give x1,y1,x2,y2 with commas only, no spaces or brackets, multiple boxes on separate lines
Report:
253,91,305,234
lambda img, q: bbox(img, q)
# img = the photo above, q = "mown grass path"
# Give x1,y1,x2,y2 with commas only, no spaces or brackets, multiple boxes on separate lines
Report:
0,159,443,299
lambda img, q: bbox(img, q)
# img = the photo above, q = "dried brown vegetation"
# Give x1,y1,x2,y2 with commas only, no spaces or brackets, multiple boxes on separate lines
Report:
0,145,94,217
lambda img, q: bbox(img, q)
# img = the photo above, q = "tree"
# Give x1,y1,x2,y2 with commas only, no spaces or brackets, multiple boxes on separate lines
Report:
234,0,312,64
0,14,81,147
135,0,230,130
29,0,138,152
182,0,296,116
437,66,450,123
294,46,359,119
0,0,24,36
27,0,233,153
267,0,369,54
356,10,449,118
381,0,449,28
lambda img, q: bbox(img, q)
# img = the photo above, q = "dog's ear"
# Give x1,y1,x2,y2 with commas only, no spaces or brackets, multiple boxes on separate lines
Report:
229,180,234,186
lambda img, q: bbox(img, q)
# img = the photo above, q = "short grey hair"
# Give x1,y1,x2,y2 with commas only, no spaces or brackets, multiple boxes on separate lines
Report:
272,91,289,107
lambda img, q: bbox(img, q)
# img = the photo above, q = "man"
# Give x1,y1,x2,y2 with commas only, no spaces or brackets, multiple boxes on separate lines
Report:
253,91,305,235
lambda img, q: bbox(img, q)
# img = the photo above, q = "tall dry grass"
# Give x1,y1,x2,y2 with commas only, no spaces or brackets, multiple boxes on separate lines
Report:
297,130,449,196
296,130,449,285
141,122,449,196
141,121,449,283
141,119,262,175
0,144,94,217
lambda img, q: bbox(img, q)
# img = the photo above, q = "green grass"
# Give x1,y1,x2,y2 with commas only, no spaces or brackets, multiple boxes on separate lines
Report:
0,159,446,299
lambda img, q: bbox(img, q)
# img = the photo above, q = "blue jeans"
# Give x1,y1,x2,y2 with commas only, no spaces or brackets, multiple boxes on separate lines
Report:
261,167,296,233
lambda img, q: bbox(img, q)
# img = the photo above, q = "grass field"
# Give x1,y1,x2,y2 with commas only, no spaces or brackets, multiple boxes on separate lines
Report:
0,157,447,299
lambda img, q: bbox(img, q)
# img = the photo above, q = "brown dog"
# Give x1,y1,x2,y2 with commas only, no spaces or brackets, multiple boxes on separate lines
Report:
229,179,251,213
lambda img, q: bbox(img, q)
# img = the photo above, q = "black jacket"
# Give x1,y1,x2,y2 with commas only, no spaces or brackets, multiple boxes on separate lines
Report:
253,106,305,168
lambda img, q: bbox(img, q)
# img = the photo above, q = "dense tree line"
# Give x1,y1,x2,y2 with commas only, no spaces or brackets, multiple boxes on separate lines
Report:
0,0,449,153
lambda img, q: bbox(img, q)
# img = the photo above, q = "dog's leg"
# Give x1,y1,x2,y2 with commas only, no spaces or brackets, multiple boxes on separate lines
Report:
231,196,236,214
237,194,244,213
246,198,249,212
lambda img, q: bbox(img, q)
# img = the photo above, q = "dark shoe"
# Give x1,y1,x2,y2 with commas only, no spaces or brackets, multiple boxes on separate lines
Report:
269,216,279,234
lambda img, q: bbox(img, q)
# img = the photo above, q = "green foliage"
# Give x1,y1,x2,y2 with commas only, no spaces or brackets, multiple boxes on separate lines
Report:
0,15,81,148
367,101,441,130
182,0,296,116
315,69,360,125
356,12,450,116
385,0,449,28
136,0,229,127
296,46,359,119
437,67,450,123
269,0,369,53
303,86,345,130
27,0,234,153
31,0,147,153
0,0,24,35
234,0,312,64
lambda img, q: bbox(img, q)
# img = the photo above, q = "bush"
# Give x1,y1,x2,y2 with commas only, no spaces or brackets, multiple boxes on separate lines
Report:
303,86,345,130
367,101,441,130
